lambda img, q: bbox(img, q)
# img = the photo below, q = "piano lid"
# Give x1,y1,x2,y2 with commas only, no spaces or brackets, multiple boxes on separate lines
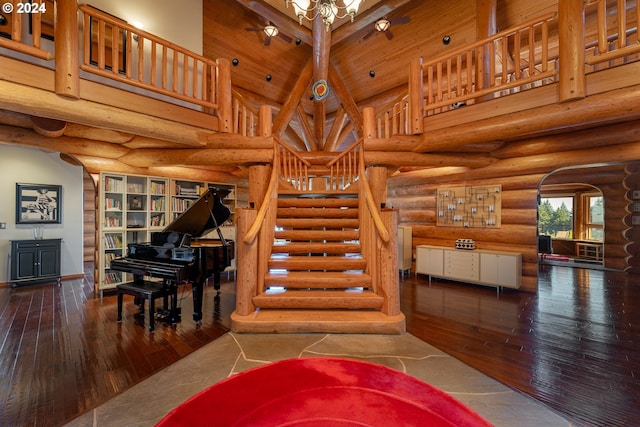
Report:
165,187,231,238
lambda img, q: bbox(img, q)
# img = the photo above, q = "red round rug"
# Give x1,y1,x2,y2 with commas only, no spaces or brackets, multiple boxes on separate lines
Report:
156,357,492,427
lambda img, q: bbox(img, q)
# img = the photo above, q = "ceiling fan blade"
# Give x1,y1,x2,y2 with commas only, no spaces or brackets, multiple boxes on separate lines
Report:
390,16,410,25
385,29,394,40
278,32,292,43
264,36,271,46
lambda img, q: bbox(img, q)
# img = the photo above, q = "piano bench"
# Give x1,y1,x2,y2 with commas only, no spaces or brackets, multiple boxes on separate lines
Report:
116,281,176,332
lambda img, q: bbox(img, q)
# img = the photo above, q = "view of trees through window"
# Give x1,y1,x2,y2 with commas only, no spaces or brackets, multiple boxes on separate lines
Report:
538,194,604,241
539,196,573,238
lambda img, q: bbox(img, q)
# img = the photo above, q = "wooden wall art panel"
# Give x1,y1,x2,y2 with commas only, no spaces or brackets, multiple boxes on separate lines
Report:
436,185,502,228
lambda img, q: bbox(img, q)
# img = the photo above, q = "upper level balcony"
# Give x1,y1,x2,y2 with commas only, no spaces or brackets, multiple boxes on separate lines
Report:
1,0,639,162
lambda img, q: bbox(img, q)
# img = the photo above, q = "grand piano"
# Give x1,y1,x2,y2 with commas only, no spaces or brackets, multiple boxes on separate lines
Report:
110,187,234,325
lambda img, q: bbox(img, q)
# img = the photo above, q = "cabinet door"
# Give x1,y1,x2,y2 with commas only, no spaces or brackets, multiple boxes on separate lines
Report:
15,247,37,280
480,253,520,288
416,246,444,276
38,244,61,278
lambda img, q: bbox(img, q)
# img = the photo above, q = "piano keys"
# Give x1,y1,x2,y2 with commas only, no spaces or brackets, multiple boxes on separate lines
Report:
110,187,235,324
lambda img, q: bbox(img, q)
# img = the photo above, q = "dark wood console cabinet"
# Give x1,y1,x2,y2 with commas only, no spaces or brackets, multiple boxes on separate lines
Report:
10,239,62,287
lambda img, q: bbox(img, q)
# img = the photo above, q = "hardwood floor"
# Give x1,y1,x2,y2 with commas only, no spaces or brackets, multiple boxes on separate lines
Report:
0,263,638,426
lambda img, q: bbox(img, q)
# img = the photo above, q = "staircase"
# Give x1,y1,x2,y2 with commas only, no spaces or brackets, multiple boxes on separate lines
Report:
231,142,406,334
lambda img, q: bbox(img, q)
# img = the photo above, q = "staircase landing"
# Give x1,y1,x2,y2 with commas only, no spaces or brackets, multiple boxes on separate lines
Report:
231,309,406,334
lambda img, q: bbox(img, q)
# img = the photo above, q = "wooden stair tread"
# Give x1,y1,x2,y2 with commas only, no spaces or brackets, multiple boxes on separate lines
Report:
271,242,362,254
269,256,366,270
276,218,360,228
265,271,371,287
253,290,384,309
279,189,359,196
231,309,406,334
274,229,359,241
278,198,359,208
277,207,359,218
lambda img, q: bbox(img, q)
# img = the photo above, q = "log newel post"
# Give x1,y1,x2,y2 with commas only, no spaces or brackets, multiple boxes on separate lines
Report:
216,58,232,132
55,0,80,99
258,105,273,137
368,166,388,208
248,165,272,211
558,0,586,101
363,107,376,140
409,57,424,134
379,209,400,316
236,209,258,316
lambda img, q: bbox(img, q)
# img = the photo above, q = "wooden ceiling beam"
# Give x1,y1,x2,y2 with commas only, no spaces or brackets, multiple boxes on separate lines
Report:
273,58,314,136
328,63,363,138
296,104,317,151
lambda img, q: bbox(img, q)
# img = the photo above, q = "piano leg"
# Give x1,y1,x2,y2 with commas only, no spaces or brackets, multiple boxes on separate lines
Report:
192,281,203,322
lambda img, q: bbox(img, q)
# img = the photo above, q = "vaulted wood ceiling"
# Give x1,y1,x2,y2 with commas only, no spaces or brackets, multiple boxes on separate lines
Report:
202,0,557,151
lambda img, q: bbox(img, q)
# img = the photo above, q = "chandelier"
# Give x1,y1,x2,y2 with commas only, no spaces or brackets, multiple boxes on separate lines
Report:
286,0,364,30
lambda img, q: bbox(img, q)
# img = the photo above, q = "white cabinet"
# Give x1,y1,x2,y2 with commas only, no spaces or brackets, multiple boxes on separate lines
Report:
480,252,521,289
415,245,521,290
398,226,412,273
415,245,444,276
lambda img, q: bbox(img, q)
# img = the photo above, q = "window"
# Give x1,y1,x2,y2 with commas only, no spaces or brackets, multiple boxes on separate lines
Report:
583,194,604,241
538,196,573,238
538,191,604,242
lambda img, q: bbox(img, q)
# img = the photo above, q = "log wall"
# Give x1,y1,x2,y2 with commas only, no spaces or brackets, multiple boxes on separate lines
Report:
388,123,640,292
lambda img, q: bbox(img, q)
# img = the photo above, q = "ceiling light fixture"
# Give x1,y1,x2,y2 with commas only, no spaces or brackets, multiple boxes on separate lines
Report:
374,18,390,33
264,24,279,38
286,0,364,31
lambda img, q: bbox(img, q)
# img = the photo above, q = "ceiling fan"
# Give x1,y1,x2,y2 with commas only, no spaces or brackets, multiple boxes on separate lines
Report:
363,16,410,41
245,22,293,46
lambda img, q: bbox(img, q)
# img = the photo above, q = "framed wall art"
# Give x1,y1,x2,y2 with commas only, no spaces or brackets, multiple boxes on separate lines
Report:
15,183,62,224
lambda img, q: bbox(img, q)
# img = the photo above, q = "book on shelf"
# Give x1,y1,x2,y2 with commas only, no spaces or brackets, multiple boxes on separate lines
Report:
104,176,124,193
104,233,123,249
150,181,166,195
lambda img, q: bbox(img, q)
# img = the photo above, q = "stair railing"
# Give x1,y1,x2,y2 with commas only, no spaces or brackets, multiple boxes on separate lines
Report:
243,142,280,245
277,138,311,191
357,145,390,244
325,139,361,191
374,94,410,138
232,89,259,136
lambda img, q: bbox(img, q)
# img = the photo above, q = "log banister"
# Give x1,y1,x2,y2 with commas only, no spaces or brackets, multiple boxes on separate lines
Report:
243,144,279,245
358,147,390,244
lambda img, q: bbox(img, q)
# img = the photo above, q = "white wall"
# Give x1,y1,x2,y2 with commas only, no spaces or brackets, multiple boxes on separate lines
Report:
87,0,203,54
0,145,85,284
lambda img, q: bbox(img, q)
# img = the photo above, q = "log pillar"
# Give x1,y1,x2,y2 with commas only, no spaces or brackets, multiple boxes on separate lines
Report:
235,209,257,316
379,209,400,316
55,0,80,99
409,57,424,134
558,0,586,101
216,58,232,132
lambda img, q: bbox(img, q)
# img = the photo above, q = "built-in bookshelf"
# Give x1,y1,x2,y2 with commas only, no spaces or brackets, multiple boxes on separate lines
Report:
98,174,236,293
98,173,169,293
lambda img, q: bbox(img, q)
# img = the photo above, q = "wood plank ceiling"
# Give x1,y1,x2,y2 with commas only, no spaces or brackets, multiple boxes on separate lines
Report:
204,0,466,151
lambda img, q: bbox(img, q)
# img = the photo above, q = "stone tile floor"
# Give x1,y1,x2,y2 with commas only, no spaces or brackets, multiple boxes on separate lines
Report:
66,333,570,427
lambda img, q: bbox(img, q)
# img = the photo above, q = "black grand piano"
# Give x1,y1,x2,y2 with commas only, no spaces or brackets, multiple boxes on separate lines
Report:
110,187,234,327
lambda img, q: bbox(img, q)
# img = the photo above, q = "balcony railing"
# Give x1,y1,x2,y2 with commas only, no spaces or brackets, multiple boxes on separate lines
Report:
78,5,220,112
